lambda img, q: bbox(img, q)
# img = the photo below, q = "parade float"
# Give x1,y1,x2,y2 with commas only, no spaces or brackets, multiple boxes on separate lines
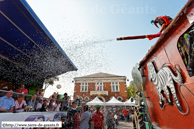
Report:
131,0,194,129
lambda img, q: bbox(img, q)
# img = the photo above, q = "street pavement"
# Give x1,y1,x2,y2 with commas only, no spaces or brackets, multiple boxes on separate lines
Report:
115,121,133,129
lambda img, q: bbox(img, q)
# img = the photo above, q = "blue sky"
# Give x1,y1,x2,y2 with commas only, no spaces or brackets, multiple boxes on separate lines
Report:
26,0,188,98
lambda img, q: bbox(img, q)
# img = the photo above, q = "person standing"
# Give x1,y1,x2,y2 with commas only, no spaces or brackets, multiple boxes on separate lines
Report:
16,84,28,95
67,101,77,129
79,105,91,129
53,100,61,112
91,105,105,129
16,84,28,100
122,108,128,122
28,89,39,109
38,89,45,99
106,108,114,129
74,106,82,129
114,112,119,127
48,95,55,111
36,99,43,111
61,93,69,111
40,99,48,112
57,94,61,100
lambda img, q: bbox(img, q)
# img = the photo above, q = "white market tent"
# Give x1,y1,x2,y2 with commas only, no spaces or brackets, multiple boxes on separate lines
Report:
86,97,105,106
124,97,136,106
105,96,124,106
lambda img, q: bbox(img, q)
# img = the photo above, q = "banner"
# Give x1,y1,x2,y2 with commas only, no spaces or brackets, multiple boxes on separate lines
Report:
0,111,67,129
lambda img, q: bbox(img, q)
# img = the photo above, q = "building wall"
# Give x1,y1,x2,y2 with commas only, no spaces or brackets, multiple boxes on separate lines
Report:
73,80,128,105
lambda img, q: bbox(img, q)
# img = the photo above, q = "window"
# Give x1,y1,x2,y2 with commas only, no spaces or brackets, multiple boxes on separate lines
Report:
96,82,103,91
117,96,123,102
111,82,120,91
80,82,88,92
177,24,194,76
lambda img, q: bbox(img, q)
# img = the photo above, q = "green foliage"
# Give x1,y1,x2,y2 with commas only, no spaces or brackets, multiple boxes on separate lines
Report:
21,80,43,90
29,85,42,90
127,81,136,99
44,76,59,90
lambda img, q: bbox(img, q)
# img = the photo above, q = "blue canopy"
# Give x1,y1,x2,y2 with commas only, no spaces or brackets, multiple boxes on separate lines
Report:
0,0,77,85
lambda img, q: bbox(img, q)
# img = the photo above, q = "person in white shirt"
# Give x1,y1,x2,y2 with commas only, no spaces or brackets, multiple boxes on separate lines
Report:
53,100,61,111
36,99,43,111
114,112,119,127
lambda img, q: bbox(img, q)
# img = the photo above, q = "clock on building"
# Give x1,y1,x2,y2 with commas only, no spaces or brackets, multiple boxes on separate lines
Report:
56,84,61,89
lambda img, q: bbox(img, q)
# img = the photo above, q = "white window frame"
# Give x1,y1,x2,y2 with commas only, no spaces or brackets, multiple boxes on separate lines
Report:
111,82,120,92
80,82,88,92
95,82,104,91
117,96,123,102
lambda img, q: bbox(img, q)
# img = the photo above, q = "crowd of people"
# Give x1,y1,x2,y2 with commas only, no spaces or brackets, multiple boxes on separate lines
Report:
0,84,69,112
0,84,134,129
58,102,134,129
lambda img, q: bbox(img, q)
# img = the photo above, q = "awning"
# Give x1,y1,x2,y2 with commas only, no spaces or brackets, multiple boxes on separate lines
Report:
0,0,77,85
124,97,136,106
105,96,124,106
86,97,105,106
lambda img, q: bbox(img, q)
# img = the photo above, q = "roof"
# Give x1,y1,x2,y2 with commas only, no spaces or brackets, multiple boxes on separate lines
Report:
86,97,105,105
139,0,194,67
124,97,136,106
105,96,124,106
0,0,77,84
74,72,126,79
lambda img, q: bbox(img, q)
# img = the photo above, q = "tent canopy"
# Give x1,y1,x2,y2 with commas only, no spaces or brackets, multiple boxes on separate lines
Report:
87,97,105,106
105,96,124,106
0,0,77,85
124,97,136,106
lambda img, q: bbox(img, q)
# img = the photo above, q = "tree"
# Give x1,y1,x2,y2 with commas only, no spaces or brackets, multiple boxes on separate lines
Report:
44,76,59,90
127,81,136,99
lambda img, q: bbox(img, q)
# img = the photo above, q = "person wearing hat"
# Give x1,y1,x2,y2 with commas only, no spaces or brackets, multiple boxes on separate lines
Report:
91,105,105,129
151,15,173,34
79,105,91,129
66,100,77,129
61,93,69,111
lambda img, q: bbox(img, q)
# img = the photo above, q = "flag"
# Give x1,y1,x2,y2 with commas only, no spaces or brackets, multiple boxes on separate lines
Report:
97,86,99,91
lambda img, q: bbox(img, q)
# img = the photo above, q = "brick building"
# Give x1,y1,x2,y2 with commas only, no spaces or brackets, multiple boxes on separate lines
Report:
73,72,128,106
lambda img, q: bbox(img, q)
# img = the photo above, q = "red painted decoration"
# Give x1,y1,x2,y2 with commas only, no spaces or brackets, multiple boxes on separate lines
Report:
117,33,160,41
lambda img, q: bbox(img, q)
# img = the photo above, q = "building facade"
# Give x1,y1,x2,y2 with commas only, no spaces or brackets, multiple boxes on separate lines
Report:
73,72,128,106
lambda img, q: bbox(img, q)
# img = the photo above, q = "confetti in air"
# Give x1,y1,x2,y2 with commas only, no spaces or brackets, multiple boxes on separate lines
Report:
43,30,115,97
